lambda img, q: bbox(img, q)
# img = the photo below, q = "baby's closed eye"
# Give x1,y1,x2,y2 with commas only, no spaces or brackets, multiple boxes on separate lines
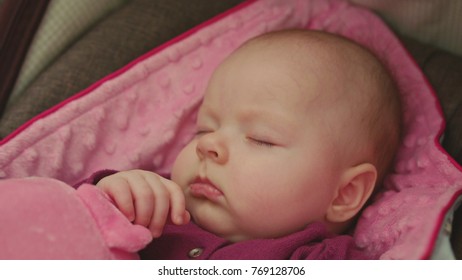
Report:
195,125,215,137
246,136,276,147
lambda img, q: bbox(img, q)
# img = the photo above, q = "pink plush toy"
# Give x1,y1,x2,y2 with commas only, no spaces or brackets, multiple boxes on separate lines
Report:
0,178,151,259
0,0,461,259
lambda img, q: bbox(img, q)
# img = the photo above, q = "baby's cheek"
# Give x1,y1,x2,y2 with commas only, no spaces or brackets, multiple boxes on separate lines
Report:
171,143,196,184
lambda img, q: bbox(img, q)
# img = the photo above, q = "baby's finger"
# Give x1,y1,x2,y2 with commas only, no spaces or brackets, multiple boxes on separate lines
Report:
98,177,135,222
159,177,190,225
143,175,170,237
126,174,155,228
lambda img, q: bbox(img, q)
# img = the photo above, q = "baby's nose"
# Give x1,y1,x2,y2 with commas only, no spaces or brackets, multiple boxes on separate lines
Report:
196,133,228,164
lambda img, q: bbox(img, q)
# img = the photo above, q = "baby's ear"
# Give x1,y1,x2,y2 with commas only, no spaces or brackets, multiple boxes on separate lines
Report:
326,163,377,223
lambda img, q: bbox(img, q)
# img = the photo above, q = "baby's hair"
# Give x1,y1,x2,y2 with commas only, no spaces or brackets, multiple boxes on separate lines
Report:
239,29,403,190
328,32,403,189
358,50,403,189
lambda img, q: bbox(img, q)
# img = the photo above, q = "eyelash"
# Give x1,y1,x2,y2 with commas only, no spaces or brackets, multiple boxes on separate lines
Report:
248,137,275,147
195,130,211,136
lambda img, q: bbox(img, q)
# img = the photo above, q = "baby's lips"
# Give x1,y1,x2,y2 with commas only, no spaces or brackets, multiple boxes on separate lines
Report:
189,182,224,202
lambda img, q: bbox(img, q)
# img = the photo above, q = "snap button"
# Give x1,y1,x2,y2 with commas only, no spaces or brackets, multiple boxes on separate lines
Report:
188,247,204,258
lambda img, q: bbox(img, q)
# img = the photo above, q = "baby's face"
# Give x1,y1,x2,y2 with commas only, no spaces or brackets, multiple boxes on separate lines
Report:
171,46,345,241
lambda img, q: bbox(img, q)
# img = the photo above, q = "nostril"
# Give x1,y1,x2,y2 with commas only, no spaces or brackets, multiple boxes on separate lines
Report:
208,150,219,158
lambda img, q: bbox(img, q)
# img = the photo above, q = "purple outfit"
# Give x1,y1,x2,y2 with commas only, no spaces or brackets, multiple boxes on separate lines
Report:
78,170,369,260
140,222,368,260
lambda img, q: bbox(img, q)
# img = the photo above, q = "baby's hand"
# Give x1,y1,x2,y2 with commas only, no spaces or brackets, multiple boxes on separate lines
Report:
96,169,190,237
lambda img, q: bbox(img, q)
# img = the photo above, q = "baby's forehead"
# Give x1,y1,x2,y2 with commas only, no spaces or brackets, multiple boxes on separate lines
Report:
238,30,378,76
208,31,383,114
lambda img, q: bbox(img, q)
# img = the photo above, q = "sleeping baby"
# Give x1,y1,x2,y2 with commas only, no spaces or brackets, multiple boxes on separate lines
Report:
90,29,402,259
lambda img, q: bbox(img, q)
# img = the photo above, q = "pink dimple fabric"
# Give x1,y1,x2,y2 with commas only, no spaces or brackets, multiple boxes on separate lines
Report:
0,0,461,259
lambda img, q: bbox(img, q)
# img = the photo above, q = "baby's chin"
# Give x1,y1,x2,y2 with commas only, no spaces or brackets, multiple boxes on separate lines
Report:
207,228,251,243
198,222,282,243
189,212,251,242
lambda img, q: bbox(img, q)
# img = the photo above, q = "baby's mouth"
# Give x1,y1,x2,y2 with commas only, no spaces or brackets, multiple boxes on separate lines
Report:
188,177,224,202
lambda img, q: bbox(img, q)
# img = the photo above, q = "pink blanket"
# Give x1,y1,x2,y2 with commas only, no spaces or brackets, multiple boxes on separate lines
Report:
1,0,461,259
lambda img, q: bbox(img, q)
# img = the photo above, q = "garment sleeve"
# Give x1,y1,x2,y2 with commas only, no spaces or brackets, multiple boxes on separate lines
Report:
73,169,118,189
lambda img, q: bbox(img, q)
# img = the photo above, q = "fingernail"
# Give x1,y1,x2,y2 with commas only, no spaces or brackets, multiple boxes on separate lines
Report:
178,212,190,224
152,229,161,238
183,211,191,223
174,215,183,225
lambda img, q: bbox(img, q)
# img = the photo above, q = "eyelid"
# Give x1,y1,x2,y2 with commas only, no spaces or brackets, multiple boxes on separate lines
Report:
247,136,276,147
195,129,212,136
196,112,218,136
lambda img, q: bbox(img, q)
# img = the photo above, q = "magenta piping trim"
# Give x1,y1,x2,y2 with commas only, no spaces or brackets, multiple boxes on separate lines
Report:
0,0,258,145
397,39,462,259
421,189,462,259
